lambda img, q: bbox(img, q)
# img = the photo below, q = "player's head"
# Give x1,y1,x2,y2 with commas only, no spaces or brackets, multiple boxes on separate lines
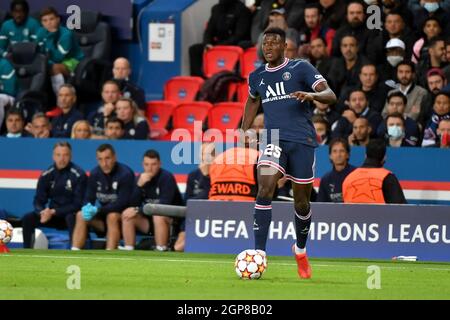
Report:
329,137,350,168
96,144,117,174
143,149,161,176
53,142,72,170
10,0,29,25
365,139,387,165
262,27,287,64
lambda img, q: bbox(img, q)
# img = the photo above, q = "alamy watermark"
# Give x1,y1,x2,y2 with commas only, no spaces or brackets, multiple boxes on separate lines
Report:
366,5,383,31
366,265,381,290
66,265,81,290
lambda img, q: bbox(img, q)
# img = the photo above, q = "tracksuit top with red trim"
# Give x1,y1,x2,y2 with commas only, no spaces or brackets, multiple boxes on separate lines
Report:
248,58,326,147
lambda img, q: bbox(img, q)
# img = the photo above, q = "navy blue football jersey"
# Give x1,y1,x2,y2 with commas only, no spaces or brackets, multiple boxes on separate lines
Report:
248,58,327,147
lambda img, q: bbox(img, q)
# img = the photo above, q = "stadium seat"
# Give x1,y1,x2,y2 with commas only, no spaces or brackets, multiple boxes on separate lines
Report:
237,81,249,103
203,45,243,78
170,101,213,141
8,42,48,122
71,11,112,103
207,102,244,137
163,76,204,104
240,47,261,79
145,100,176,140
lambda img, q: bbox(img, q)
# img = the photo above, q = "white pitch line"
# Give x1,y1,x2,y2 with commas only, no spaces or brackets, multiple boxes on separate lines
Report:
2,254,450,272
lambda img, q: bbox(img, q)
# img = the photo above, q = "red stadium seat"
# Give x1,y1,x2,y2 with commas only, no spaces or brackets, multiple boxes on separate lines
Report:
163,76,204,104
170,101,213,141
240,47,261,79
203,45,244,78
145,101,176,140
237,81,249,103
208,102,244,132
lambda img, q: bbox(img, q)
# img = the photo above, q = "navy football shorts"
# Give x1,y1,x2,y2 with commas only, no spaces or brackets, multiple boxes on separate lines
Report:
257,140,316,184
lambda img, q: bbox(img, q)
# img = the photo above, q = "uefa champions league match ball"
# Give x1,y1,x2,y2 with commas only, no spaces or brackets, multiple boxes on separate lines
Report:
0,220,14,245
235,249,267,280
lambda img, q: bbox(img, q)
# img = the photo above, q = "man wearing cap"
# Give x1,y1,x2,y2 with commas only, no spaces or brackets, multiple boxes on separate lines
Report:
377,38,407,82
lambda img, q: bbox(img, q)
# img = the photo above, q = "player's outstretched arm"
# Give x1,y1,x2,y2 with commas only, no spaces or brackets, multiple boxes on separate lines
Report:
290,82,337,105
240,96,261,132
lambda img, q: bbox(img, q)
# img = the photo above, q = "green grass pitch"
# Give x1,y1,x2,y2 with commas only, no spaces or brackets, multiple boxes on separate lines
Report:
1,249,449,300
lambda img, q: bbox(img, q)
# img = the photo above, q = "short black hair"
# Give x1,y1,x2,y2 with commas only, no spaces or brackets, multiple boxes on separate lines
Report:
144,149,160,161
429,36,445,49
396,60,415,73
386,112,405,126
97,143,115,155
54,141,72,151
329,137,350,155
10,0,29,13
304,3,321,12
6,108,24,121
106,117,125,129
387,91,407,106
40,7,59,19
263,27,286,42
366,139,386,162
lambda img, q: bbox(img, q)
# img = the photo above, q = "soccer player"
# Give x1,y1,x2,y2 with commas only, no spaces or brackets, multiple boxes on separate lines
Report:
240,27,336,279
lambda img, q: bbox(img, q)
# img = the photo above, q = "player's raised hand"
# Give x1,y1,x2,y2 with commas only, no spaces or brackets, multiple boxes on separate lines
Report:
290,91,315,102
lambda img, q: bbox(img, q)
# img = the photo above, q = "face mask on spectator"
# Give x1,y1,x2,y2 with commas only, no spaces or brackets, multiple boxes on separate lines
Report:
387,55,403,67
364,0,377,5
388,125,404,140
6,133,21,138
423,2,440,13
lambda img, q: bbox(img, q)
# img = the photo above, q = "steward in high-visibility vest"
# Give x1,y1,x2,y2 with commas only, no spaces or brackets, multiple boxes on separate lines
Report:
342,139,407,204
208,147,259,201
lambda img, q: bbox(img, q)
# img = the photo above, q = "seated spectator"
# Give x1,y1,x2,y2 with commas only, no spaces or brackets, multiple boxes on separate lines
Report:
174,142,215,252
309,37,332,80
188,0,251,77
377,91,420,146
342,139,407,204
385,113,412,147
312,114,330,145
71,120,92,139
115,97,150,140
422,92,450,146
298,3,335,57
411,17,443,64
317,137,355,202
320,0,347,30
25,112,51,138
3,108,30,138
428,118,450,147
88,80,122,136
369,11,417,66
36,7,84,95
72,144,135,250
328,35,369,96
112,57,146,114
0,0,40,58
51,84,83,138
348,117,371,147
337,64,388,114
121,150,183,251
377,38,407,82
410,0,450,39
382,61,429,124
332,90,382,139
444,39,450,81
285,37,299,59
21,142,86,248
103,117,125,140
426,67,447,96
257,8,299,60
0,57,18,131
331,1,374,59
416,37,447,87
313,100,339,128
